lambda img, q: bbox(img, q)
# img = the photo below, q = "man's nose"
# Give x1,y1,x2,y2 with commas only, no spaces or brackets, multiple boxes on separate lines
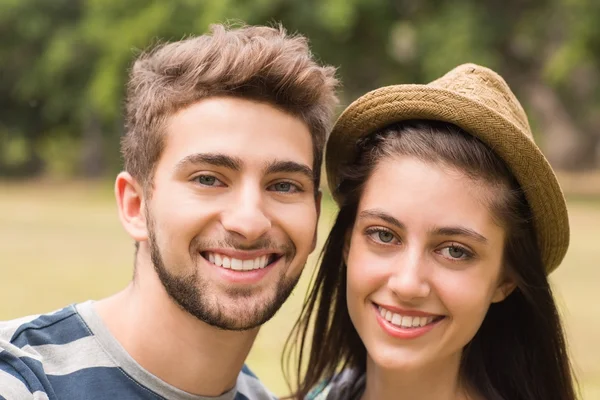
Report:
220,185,271,242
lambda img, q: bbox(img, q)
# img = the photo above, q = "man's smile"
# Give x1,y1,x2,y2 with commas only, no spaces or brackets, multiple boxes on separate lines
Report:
201,251,283,271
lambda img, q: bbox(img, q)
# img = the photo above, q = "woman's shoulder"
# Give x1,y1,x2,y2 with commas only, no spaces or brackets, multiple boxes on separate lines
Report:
305,380,332,400
306,369,364,400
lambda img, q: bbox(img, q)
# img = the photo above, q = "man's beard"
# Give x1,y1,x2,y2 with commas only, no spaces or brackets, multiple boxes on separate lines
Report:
147,222,302,331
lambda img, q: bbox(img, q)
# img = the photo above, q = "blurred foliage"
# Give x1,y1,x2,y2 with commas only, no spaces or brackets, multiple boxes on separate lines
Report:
1,0,599,177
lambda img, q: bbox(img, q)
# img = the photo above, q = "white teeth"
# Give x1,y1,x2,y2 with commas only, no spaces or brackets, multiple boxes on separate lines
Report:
385,311,393,322
206,252,270,271
222,257,231,268
242,259,253,270
377,306,438,329
231,258,243,270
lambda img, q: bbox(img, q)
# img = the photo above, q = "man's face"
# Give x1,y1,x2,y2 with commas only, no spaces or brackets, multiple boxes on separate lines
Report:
145,97,319,331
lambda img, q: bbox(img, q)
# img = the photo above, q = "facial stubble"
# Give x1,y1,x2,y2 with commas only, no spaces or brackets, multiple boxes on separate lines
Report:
147,215,303,331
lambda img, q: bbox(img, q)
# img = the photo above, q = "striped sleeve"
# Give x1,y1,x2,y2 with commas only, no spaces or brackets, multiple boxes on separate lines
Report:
0,307,80,400
0,349,50,399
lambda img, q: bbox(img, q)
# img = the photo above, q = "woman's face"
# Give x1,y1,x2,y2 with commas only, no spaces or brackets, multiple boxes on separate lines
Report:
346,155,513,373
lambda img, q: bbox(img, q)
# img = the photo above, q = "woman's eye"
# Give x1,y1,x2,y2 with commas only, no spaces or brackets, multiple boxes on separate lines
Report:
269,182,300,193
194,175,224,187
378,231,395,243
440,245,472,260
367,229,398,244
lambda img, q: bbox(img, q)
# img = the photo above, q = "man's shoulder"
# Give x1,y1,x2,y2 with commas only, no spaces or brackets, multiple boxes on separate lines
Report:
0,304,88,345
0,303,95,367
0,303,98,400
235,365,278,400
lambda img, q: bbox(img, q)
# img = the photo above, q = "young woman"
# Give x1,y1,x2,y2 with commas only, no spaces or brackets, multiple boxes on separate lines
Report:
286,64,578,400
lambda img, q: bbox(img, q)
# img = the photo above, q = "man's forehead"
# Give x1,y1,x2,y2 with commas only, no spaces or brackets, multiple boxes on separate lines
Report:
164,109,313,152
161,129,314,168
157,97,315,176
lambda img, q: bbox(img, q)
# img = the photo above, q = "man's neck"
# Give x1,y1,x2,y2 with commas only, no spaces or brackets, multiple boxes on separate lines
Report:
95,262,258,397
362,353,473,400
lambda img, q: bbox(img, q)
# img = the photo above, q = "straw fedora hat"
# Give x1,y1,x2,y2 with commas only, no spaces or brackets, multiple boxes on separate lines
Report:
326,63,569,273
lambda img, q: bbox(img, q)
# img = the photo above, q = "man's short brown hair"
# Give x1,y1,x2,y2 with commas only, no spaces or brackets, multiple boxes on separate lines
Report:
121,23,339,190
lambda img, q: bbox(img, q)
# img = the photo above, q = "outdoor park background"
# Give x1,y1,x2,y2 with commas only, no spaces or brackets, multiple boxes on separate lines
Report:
1,0,599,398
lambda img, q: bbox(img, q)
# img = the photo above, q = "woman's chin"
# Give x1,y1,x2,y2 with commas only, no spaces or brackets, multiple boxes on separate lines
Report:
367,348,427,373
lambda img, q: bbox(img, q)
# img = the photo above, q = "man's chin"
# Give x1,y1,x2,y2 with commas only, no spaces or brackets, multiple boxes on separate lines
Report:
199,293,284,331
207,316,266,332
207,273,302,329
157,257,301,331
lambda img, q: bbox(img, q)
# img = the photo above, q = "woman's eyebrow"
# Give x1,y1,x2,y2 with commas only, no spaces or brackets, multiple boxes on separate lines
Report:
358,209,405,230
430,226,488,243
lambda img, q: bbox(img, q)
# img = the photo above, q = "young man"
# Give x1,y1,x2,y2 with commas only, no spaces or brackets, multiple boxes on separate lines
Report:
0,24,338,399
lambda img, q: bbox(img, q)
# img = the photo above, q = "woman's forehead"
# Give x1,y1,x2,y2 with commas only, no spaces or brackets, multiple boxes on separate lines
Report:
357,156,505,234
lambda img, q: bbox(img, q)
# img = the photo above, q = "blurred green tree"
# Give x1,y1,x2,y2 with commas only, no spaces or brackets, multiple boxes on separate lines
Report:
1,0,598,178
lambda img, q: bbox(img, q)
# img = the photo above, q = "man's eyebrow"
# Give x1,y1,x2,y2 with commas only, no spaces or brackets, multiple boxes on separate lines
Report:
264,160,313,181
431,226,489,244
175,153,243,172
358,209,406,230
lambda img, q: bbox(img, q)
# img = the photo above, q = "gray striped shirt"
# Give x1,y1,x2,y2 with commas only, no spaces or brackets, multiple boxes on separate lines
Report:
0,301,275,400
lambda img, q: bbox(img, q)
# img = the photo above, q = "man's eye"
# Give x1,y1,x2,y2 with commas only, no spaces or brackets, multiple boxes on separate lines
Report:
269,182,300,193
194,175,224,187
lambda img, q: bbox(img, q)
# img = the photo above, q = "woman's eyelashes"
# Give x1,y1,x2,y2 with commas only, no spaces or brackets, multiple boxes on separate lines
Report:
436,244,475,262
364,226,477,262
365,227,400,245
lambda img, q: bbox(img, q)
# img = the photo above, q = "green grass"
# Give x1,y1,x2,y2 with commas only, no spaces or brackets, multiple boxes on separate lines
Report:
1,181,598,398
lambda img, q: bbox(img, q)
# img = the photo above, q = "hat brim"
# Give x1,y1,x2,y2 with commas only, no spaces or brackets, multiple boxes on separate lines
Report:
326,84,569,272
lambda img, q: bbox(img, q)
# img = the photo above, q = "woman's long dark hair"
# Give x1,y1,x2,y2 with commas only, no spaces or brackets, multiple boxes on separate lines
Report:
283,121,578,400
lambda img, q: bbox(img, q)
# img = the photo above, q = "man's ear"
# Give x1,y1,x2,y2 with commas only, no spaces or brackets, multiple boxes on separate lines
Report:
491,269,517,303
310,189,323,252
115,172,149,242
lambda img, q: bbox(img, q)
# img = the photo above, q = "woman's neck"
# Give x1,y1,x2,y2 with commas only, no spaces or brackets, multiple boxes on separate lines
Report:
361,353,474,400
